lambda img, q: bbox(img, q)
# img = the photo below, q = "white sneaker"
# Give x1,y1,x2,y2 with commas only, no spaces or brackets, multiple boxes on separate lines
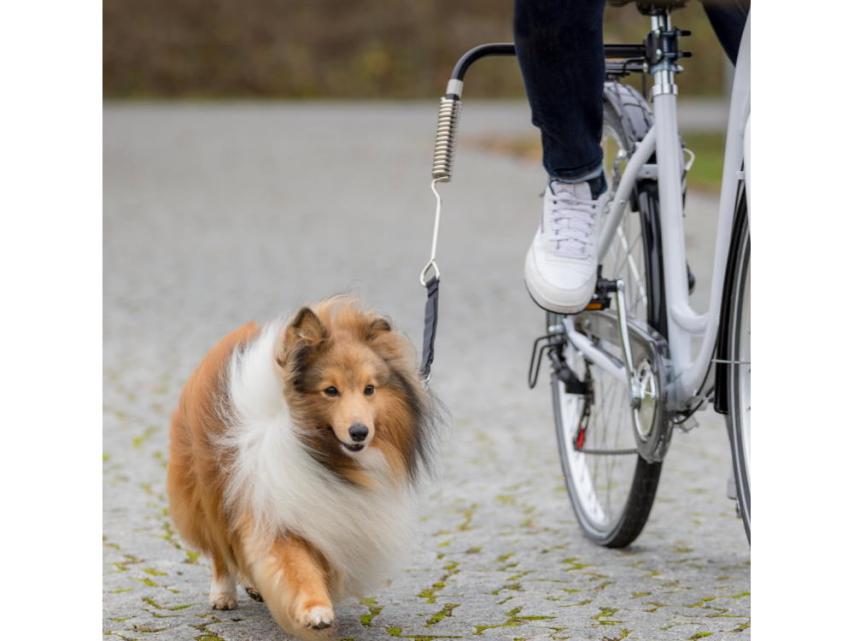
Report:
524,179,608,314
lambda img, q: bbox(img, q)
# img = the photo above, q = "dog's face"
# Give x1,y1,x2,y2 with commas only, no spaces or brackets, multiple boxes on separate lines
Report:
299,334,386,453
276,302,430,480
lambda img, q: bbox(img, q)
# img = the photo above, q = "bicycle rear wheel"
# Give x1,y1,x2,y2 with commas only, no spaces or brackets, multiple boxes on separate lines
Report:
725,191,750,541
551,98,666,547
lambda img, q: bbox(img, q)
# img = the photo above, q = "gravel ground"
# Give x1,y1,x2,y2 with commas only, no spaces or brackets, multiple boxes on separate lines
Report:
104,101,749,641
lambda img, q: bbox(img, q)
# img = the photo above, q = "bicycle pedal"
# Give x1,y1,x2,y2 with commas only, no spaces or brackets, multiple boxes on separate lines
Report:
587,267,615,310
585,297,610,311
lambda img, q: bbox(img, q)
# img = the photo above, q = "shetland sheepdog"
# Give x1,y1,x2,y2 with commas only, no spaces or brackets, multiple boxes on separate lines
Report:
167,298,436,638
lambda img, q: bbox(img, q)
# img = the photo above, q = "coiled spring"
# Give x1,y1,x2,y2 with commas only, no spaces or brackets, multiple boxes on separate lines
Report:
431,96,460,182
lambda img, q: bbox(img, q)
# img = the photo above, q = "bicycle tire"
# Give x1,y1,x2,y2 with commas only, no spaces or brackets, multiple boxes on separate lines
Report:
551,97,666,548
724,189,750,542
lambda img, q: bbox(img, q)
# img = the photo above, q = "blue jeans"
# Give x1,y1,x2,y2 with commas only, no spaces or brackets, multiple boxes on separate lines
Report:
514,0,749,182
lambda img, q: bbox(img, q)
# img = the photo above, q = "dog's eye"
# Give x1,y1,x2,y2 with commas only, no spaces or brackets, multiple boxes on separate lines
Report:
364,384,375,396
323,386,339,397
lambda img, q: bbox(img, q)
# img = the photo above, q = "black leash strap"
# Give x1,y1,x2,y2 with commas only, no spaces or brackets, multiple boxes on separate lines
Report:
419,275,440,381
418,179,444,384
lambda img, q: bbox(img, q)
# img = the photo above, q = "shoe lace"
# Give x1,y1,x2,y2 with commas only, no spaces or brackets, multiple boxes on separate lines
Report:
547,188,602,259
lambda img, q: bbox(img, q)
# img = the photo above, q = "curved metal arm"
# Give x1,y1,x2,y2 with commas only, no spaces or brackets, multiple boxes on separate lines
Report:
449,43,516,85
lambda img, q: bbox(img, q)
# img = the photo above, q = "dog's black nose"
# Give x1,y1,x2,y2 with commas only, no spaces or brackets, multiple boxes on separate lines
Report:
348,423,369,442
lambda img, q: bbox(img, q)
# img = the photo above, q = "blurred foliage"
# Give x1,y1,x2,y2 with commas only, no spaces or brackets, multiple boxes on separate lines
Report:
104,0,729,99
465,130,724,191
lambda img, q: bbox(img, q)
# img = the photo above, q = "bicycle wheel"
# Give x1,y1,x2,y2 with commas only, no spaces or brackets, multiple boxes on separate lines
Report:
725,191,750,541
551,99,666,548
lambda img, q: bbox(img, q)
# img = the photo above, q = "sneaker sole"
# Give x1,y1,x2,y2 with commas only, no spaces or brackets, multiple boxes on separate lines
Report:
523,278,590,315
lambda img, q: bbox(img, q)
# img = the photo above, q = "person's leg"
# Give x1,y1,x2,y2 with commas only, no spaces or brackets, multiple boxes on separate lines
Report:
514,0,607,186
701,0,750,65
517,0,609,314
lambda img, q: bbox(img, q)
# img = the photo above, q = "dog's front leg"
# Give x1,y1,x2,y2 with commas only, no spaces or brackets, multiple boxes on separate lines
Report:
250,534,335,635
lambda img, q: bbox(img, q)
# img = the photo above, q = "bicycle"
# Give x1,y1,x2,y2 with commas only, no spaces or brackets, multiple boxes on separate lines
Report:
425,0,750,546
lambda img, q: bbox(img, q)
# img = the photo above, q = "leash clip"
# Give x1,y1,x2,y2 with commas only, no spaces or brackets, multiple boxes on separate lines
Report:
419,259,440,287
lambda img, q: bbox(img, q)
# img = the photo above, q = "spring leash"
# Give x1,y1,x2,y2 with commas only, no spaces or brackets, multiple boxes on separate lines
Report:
418,83,462,384
418,45,516,383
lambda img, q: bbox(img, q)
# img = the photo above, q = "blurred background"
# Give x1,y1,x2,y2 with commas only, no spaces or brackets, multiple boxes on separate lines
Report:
104,1,731,189
104,0,728,99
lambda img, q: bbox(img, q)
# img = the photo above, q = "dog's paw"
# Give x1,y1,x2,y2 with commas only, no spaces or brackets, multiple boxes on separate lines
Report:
209,592,238,610
296,604,335,630
244,585,264,602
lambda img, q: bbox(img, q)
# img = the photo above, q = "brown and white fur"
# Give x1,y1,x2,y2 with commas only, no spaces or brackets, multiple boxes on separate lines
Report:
167,298,435,638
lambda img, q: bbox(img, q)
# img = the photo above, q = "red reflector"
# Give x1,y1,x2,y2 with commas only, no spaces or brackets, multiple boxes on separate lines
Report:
575,427,586,450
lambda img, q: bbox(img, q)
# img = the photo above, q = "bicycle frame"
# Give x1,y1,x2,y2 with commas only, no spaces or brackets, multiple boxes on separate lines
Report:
568,11,751,409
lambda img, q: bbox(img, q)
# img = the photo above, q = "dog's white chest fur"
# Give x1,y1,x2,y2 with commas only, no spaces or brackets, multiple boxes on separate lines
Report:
219,321,414,596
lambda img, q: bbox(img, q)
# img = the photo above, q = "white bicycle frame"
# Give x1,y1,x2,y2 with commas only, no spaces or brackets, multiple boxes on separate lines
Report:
566,12,750,409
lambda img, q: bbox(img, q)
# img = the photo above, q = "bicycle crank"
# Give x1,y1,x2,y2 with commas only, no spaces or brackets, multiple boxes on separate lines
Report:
565,285,673,463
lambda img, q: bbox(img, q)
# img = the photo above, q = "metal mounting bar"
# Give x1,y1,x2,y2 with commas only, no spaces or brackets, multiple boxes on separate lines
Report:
448,42,648,87
450,43,516,83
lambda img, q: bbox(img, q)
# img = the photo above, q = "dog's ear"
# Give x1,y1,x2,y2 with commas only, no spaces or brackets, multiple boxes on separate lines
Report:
364,316,392,341
276,307,328,367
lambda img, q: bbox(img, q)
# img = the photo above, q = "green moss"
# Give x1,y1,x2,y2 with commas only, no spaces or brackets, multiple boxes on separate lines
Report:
185,550,201,564
465,546,481,555
496,494,516,506
491,582,523,596
594,607,623,626
386,626,461,640
418,581,446,604
602,630,631,641
132,624,167,633
561,557,591,571
456,504,478,531
142,596,163,609
359,597,383,626
631,591,651,598
426,602,460,626
143,567,167,577
508,571,532,581
195,635,225,641
689,633,712,640
687,596,717,608
731,621,750,633
112,554,143,573
153,450,168,469
132,425,158,449
473,607,555,635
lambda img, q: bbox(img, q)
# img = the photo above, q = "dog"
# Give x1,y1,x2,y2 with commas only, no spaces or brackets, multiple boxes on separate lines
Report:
167,298,436,638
